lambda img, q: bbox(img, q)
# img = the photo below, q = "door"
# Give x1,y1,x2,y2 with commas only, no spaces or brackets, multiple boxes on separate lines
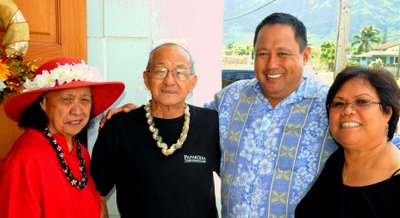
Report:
0,0,87,159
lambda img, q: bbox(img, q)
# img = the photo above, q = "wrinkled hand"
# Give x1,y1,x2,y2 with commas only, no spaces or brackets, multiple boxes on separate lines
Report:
99,103,137,128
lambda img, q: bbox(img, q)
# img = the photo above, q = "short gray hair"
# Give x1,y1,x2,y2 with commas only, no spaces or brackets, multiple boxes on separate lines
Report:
145,42,196,73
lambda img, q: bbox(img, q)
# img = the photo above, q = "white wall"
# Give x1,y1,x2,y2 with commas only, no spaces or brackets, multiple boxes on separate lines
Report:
86,0,224,216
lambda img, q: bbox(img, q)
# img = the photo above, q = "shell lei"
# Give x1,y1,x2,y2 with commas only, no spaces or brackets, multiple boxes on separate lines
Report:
44,128,87,189
144,102,190,156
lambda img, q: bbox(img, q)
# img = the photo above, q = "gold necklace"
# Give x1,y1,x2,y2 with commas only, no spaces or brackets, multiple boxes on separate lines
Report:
144,102,190,156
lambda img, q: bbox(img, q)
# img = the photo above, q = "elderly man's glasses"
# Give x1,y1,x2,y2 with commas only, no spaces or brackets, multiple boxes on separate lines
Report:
329,99,381,111
148,67,192,81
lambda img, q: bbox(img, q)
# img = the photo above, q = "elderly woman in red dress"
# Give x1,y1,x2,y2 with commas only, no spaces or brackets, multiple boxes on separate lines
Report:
0,57,124,218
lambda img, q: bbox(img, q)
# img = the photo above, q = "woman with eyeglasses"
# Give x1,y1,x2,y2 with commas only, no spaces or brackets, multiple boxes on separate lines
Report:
90,43,220,218
295,66,400,217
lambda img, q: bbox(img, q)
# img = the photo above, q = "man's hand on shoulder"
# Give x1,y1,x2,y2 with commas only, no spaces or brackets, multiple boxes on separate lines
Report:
99,103,137,128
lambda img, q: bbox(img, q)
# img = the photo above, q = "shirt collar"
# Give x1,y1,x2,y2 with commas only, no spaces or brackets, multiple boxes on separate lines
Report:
250,75,328,108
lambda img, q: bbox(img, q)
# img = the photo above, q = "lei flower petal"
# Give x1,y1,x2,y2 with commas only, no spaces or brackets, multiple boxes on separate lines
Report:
0,80,6,92
22,60,104,92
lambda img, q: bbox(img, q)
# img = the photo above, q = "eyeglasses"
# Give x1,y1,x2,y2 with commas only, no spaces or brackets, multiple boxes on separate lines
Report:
148,67,192,81
329,99,381,111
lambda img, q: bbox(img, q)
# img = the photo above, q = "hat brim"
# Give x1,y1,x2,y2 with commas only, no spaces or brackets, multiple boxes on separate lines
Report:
4,80,125,122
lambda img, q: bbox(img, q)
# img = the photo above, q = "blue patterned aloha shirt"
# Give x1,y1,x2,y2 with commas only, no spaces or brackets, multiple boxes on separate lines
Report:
206,76,338,218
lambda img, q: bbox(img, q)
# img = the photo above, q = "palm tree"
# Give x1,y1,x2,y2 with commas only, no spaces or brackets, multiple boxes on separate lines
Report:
320,40,336,71
351,25,381,54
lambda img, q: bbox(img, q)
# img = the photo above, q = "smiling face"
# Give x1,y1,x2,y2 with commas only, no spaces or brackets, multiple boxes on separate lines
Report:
254,24,310,107
328,78,392,150
40,87,92,141
143,45,197,110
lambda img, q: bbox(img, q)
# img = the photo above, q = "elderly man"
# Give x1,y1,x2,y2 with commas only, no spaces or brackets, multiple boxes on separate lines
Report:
101,13,340,217
91,43,221,218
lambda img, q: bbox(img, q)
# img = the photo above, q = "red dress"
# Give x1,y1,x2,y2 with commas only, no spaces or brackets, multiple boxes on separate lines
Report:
0,128,101,218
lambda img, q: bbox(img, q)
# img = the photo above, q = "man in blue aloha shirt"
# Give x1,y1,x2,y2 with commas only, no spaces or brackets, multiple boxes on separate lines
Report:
206,13,337,217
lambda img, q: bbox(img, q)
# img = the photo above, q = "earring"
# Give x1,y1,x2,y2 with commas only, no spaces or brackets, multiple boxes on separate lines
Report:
386,123,389,135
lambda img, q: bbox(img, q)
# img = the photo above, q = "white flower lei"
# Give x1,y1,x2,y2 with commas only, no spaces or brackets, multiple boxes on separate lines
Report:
23,60,103,92
0,79,5,92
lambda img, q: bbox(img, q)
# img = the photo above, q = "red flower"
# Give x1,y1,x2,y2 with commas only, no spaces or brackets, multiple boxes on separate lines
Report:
0,47,37,103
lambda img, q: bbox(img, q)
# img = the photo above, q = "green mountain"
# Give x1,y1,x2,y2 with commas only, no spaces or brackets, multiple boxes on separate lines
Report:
223,0,400,46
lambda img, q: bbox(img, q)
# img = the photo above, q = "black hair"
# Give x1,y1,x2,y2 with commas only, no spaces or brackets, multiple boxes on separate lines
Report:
253,12,308,52
18,96,48,130
326,66,400,140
